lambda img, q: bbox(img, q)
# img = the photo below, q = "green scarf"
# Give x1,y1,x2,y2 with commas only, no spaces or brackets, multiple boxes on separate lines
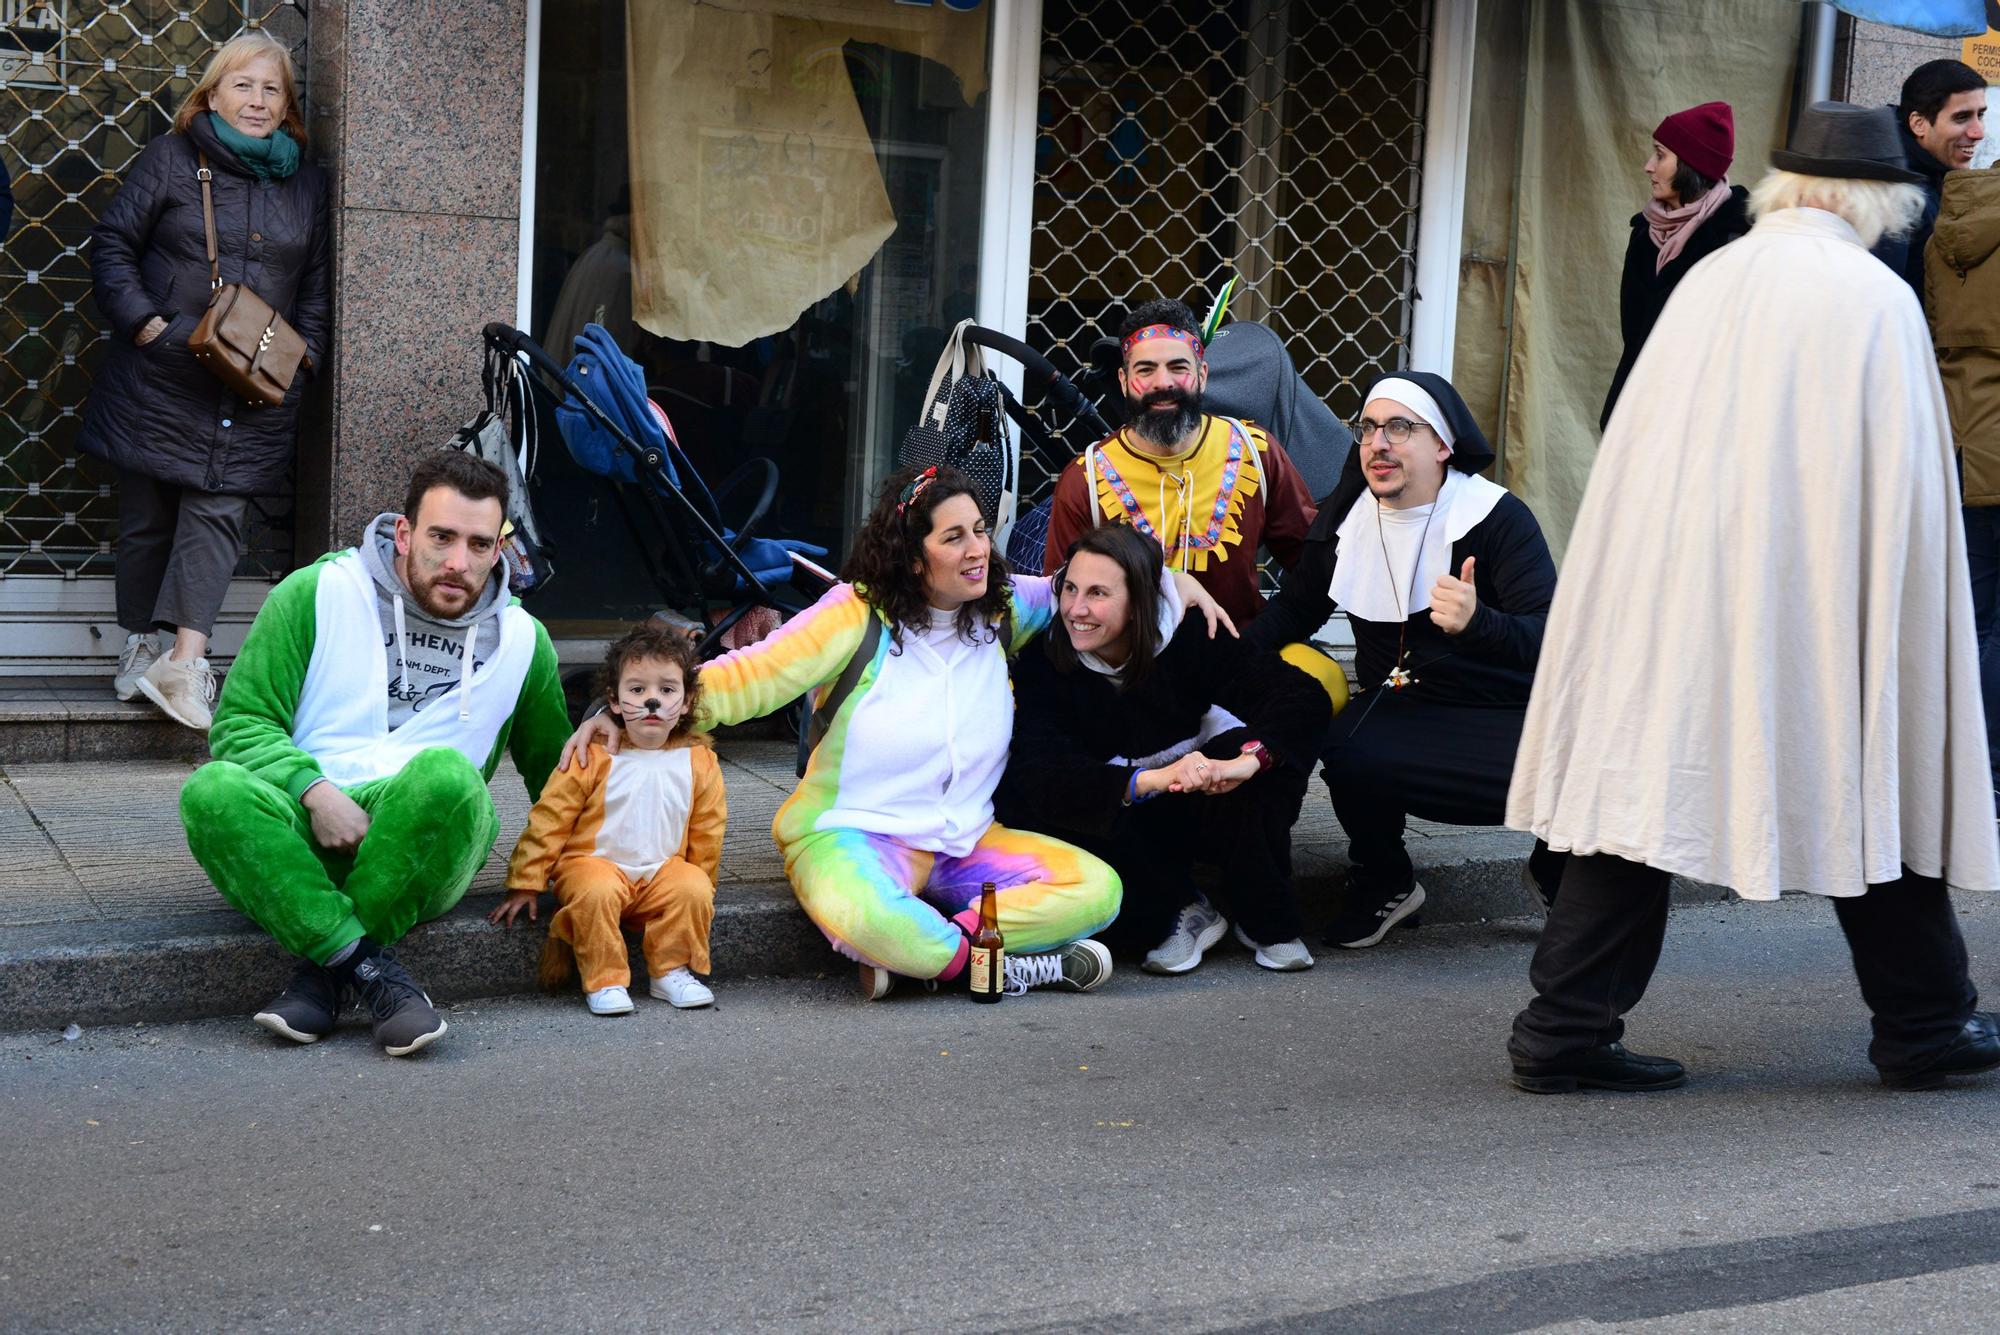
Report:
207,112,301,181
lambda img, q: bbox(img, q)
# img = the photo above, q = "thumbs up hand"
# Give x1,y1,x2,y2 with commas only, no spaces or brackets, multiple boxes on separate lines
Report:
1430,556,1478,635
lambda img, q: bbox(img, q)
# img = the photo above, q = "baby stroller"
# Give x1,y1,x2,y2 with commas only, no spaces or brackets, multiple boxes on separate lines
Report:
482,321,831,663
896,323,1114,574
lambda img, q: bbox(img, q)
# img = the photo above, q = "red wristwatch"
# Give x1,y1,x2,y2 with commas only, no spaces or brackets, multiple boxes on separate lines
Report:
1240,740,1275,772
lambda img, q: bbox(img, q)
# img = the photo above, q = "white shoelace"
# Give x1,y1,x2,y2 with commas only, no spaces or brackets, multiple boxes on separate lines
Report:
1003,953,1063,996
190,659,217,706
116,637,157,676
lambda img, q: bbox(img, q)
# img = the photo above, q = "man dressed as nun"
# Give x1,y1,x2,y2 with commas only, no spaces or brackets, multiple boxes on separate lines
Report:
1249,371,1566,948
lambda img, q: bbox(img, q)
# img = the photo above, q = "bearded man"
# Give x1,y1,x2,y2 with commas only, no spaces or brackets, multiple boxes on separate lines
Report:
179,452,571,1056
1043,298,1319,628
1507,103,2000,1095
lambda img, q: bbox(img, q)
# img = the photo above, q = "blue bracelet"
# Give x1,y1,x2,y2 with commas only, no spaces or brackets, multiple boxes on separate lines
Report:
1124,769,1160,806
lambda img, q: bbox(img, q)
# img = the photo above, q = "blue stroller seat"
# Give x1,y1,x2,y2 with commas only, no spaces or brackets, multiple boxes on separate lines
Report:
555,323,826,593
481,321,826,661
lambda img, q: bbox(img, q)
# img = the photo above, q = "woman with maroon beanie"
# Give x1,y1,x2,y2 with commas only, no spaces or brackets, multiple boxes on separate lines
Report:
1600,101,1751,428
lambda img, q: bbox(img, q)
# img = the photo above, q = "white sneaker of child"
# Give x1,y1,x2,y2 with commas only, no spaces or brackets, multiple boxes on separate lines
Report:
585,985,634,1015
648,967,714,1009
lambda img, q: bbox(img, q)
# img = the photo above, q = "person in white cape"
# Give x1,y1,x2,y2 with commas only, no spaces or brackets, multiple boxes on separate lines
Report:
1504,103,2000,1096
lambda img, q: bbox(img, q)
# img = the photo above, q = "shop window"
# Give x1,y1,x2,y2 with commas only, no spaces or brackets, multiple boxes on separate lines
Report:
529,0,992,625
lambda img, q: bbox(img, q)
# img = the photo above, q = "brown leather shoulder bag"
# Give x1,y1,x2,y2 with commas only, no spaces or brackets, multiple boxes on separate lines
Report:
186,153,308,407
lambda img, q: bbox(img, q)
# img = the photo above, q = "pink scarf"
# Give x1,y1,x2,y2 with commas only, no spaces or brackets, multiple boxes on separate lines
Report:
1644,178,1731,273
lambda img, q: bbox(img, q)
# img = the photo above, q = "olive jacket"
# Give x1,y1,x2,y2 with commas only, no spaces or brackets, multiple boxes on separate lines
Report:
1927,169,2000,508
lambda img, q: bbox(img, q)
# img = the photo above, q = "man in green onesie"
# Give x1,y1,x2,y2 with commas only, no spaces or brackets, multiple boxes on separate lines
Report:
181,452,569,1055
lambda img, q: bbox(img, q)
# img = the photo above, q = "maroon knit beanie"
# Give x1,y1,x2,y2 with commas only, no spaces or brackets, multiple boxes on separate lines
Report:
1654,101,1735,181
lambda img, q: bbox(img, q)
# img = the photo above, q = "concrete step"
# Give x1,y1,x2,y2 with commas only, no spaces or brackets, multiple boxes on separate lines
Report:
0,855,1733,1035
0,694,210,763
0,737,1735,1035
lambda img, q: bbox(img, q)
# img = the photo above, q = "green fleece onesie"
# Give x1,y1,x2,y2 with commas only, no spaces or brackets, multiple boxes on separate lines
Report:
181,549,570,964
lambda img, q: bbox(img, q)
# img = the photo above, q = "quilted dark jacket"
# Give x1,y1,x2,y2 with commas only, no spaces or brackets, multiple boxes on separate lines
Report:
77,114,330,494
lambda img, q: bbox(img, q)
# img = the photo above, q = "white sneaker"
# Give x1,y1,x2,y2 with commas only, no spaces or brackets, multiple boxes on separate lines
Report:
858,963,893,1001
113,633,161,701
1142,897,1228,974
1232,925,1314,971
136,653,216,731
649,967,714,1009
585,985,634,1015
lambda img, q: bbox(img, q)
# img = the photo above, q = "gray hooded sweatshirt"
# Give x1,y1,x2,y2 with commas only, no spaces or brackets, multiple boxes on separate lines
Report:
361,512,510,730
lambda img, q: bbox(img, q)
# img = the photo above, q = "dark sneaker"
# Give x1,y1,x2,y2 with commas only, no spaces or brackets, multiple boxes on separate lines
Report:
1325,879,1426,949
352,951,447,1056
1005,939,1113,995
1880,1012,2000,1090
1510,1041,1687,1094
252,960,347,1044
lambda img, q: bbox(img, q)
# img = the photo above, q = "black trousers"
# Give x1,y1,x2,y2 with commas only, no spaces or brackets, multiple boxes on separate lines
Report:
1322,692,1566,896
1056,747,1311,952
1509,853,1980,1075
115,466,249,638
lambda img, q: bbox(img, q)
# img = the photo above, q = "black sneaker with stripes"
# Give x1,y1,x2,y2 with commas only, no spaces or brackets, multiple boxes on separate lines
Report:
1325,880,1427,949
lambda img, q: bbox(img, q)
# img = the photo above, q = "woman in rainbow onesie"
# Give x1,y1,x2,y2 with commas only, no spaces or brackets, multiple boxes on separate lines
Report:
566,464,1231,1000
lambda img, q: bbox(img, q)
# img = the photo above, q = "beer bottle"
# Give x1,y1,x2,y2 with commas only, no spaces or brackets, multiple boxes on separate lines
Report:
970,881,1005,1003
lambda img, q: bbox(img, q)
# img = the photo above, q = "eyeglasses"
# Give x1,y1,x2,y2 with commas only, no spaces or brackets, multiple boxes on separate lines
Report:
1352,416,1432,446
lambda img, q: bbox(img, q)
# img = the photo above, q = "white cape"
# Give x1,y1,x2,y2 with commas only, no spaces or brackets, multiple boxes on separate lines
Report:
1506,208,2000,898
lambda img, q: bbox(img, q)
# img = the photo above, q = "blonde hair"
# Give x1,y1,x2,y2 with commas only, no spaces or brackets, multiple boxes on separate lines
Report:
1747,168,1925,249
173,32,307,149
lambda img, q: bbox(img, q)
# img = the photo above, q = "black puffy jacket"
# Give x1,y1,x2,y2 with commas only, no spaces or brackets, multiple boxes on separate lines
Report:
77,114,330,494
1599,184,1751,430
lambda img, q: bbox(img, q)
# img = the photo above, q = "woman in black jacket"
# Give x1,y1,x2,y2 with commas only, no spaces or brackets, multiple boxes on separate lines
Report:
79,32,331,730
995,525,1329,975
1600,102,1749,429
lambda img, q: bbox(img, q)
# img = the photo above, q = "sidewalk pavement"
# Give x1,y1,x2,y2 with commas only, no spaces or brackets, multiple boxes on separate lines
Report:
0,739,1729,1033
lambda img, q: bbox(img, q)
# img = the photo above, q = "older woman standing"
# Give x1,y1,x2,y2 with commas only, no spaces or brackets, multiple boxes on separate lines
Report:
1600,102,1749,429
997,525,1327,974
80,32,331,730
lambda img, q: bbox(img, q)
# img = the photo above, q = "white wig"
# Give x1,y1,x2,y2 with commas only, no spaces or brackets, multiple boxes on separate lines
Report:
1747,169,1927,250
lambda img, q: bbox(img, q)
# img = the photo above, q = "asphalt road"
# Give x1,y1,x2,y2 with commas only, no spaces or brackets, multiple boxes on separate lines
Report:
7,897,2000,1333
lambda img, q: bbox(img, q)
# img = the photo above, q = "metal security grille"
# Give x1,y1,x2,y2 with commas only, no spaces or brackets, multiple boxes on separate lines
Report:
1026,0,1430,508
0,1,306,582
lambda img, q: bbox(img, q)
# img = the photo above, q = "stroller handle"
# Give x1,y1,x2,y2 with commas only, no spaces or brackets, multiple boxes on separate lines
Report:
960,325,1109,438
484,322,569,383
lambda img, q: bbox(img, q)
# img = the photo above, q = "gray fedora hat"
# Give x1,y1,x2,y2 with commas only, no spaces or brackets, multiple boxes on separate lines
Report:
1770,101,1923,183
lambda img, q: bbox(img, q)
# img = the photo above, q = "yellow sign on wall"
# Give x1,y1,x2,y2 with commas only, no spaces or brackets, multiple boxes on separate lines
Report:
1966,28,2000,84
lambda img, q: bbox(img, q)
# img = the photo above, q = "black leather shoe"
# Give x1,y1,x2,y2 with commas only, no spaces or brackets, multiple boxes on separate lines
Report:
1510,1041,1687,1094
1880,1012,2000,1091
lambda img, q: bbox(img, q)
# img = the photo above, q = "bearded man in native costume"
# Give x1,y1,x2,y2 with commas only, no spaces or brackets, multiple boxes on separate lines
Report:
1505,103,2000,1096
1042,298,1319,629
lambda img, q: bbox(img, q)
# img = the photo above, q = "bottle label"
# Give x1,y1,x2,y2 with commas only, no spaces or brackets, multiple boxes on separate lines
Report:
970,945,999,995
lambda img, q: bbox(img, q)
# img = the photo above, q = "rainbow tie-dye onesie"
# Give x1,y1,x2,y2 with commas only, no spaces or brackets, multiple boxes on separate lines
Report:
694,576,1121,981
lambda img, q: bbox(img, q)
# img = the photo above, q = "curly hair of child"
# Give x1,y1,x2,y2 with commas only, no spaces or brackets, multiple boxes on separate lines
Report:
597,621,705,741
